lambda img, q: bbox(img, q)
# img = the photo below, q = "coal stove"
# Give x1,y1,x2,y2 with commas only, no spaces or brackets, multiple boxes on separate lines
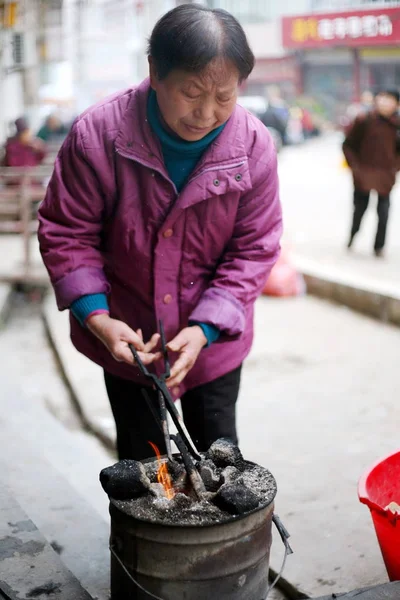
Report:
100,439,289,600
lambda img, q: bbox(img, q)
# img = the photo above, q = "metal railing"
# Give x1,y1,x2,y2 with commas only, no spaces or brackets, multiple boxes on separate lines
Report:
0,166,52,283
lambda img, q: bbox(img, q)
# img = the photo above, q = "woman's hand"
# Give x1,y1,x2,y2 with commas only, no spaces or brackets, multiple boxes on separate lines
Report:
86,313,160,366
166,326,207,388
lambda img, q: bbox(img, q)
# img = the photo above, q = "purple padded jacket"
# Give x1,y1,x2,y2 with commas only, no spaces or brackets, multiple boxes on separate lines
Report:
38,79,282,397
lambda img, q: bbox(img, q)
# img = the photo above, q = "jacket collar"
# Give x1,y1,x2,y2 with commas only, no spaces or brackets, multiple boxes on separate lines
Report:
371,110,400,128
115,79,164,170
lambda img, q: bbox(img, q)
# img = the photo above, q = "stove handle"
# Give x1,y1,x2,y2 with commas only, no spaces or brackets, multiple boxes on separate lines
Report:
264,513,294,600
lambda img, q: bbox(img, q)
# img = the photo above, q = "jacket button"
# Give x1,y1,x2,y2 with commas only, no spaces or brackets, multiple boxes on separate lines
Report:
163,294,172,304
213,179,220,186
127,142,133,148
163,228,173,238
235,174,242,181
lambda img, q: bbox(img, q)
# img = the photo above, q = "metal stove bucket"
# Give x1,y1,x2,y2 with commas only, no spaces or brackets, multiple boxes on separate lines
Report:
109,458,282,600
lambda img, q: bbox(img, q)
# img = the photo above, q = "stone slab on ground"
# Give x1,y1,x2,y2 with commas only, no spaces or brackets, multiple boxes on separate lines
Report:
42,290,116,450
0,387,112,600
0,486,93,600
239,296,399,597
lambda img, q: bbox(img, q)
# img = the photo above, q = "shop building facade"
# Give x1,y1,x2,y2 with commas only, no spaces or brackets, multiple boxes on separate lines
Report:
282,5,400,120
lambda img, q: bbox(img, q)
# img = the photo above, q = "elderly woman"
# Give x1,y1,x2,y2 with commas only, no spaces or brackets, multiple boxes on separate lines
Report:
38,4,282,461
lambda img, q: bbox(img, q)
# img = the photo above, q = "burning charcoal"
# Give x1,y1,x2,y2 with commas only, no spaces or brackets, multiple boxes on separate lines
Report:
212,484,260,516
221,466,243,486
145,463,160,484
198,458,222,475
203,491,217,503
150,483,167,499
170,493,192,511
153,496,170,511
206,438,245,471
200,464,222,492
100,460,151,500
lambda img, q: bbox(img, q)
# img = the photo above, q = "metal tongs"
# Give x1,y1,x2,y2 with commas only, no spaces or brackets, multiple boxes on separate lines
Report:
129,321,201,463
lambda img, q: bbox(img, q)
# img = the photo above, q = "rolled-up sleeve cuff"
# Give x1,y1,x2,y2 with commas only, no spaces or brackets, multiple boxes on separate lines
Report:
189,288,245,337
71,293,110,326
189,321,220,347
53,266,111,310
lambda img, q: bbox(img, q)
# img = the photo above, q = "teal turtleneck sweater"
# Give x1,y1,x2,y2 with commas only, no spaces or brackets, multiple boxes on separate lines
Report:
147,88,225,192
71,89,223,346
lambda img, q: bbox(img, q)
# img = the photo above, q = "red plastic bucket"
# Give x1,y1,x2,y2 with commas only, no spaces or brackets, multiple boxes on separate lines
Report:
358,450,400,581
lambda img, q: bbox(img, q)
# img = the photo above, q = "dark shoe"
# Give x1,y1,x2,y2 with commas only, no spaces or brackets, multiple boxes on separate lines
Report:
374,248,385,258
347,235,354,250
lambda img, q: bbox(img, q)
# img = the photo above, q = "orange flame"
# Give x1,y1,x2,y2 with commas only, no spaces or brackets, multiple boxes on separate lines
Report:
148,441,175,500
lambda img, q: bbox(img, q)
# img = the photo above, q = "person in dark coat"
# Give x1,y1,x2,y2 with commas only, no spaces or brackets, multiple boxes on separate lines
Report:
343,89,400,257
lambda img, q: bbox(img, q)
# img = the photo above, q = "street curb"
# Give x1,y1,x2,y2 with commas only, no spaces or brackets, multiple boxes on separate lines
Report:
269,568,310,599
41,293,116,453
295,257,400,327
0,283,15,329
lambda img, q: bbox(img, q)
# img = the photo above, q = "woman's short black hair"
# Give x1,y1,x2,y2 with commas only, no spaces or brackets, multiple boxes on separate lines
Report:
148,3,254,82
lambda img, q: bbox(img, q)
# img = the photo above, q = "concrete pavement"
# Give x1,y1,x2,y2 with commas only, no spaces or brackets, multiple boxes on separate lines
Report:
0,234,47,284
0,291,115,598
42,291,117,450
242,295,399,597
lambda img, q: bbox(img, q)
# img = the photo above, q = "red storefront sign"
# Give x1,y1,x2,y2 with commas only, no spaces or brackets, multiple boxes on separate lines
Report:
282,7,400,48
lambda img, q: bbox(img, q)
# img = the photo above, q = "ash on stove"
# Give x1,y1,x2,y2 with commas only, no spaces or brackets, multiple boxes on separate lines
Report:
100,439,277,527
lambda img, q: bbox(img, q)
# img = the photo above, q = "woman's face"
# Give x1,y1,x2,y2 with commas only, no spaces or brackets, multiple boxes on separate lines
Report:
19,129,33,144
149,59,240,141
375,93,398,118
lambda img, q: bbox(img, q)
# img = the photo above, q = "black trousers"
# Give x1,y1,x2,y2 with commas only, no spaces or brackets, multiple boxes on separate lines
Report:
350,189,390,251
104,366,242,461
